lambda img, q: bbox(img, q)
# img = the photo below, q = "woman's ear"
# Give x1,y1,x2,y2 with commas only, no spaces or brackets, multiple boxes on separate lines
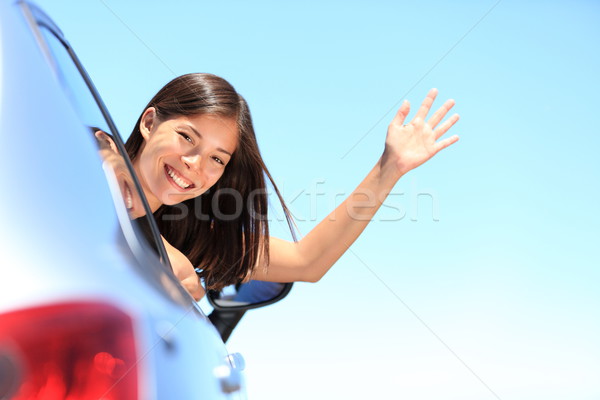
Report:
94,130,119,154
140,107,156,141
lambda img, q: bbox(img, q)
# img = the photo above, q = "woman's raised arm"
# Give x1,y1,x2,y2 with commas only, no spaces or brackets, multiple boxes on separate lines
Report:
251,89,459,283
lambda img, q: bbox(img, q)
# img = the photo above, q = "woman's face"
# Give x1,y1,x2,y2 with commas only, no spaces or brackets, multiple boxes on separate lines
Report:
95,130,146,219
134,108,238,210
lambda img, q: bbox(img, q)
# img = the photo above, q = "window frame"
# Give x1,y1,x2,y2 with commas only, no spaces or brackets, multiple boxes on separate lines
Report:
21,1,173,271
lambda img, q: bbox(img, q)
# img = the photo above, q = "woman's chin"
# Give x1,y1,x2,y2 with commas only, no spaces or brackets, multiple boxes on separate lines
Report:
162,193,191,206
157,187,207,207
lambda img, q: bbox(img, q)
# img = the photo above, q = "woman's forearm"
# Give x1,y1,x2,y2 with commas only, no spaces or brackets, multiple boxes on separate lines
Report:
293,157,401,282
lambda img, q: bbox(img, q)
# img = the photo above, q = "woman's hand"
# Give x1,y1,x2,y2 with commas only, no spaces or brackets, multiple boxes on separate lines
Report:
383,88,459,178
161,235,205,301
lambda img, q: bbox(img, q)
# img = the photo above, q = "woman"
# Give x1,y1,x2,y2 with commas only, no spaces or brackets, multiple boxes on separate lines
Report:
124,73,459,299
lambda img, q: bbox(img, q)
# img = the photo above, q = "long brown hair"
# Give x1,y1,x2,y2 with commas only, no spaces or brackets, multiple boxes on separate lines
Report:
126,73,295,290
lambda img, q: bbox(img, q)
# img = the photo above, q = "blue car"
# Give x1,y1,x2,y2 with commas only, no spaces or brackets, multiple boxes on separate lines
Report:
0,1,291,399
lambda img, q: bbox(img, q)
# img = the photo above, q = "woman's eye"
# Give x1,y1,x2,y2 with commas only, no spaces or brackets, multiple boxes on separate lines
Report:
178,132,193,143
212,156,224,165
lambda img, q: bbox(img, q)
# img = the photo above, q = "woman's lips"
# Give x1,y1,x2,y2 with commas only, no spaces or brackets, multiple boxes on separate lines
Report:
164,164,195,191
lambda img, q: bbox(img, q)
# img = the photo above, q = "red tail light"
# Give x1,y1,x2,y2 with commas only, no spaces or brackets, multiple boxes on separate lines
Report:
0,302,138,400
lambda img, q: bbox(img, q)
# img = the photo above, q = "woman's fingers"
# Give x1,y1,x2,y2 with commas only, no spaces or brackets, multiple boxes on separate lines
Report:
434,113,460,140
428,99,455,128
392,90,458,145
393,99,411,126
414,88,438,121
434,134,459,153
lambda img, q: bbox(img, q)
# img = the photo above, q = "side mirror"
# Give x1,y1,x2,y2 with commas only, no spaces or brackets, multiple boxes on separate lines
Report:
208,281,293,311
208,281,293,342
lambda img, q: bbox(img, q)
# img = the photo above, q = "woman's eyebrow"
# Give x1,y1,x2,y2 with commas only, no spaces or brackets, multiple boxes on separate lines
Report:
180,123,233,157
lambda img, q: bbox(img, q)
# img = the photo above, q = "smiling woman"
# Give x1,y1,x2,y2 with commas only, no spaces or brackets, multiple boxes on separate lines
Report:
123,72,458,296
125,73,297,292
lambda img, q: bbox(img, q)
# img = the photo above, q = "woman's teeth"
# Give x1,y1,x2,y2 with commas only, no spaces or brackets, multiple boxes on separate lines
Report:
125,185,133,210
166,166,192,189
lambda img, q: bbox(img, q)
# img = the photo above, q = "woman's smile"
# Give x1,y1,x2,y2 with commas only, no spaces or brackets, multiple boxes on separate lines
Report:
123,181,134,210
164,164,196,191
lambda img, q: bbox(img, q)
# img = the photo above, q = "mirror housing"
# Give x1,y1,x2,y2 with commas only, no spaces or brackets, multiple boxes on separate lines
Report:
207,281,293,311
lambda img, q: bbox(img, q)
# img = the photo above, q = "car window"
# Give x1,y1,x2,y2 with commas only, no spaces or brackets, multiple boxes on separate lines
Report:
33,22,171,269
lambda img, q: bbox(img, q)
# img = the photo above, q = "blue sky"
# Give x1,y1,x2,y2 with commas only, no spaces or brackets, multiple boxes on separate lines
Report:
34,1,600,398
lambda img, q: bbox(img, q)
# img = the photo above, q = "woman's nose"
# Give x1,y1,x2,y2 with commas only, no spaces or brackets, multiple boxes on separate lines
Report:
182,154,202,172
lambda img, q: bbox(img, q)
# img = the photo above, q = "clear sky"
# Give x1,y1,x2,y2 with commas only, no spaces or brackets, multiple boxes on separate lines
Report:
34,1,600,398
